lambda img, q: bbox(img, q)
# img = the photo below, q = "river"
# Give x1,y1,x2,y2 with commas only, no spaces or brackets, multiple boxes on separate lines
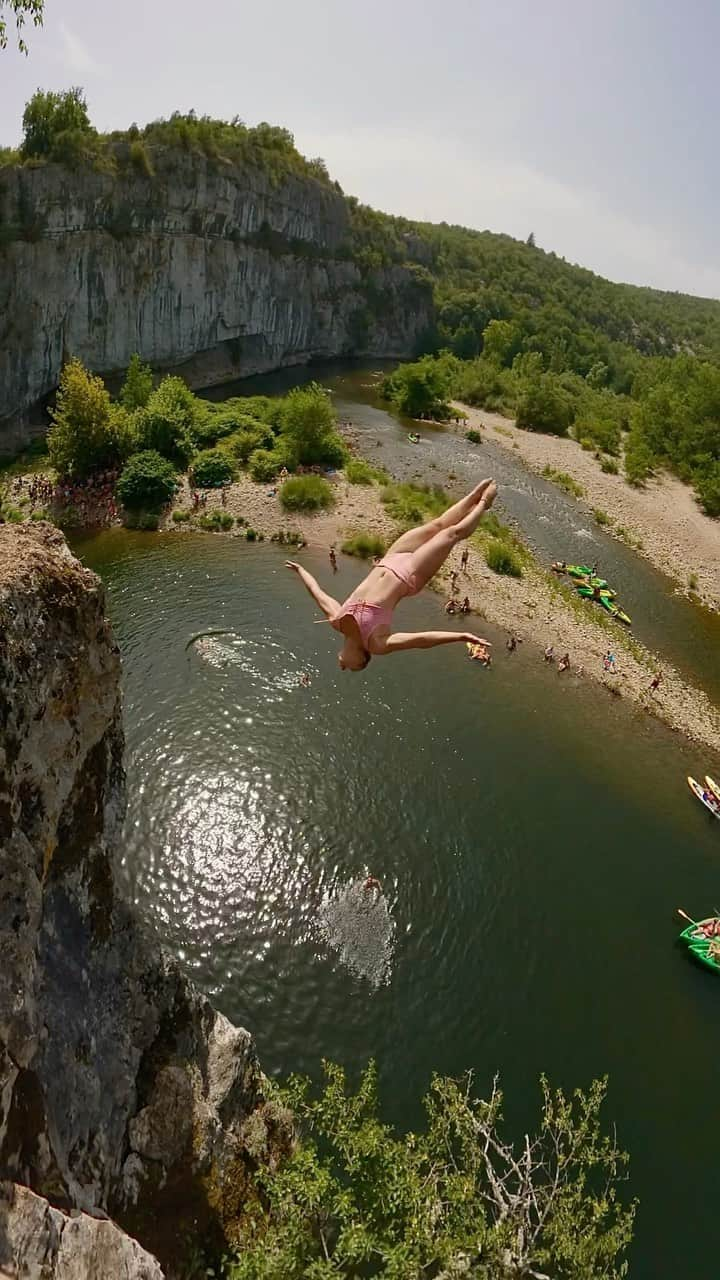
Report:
71,366,720,1279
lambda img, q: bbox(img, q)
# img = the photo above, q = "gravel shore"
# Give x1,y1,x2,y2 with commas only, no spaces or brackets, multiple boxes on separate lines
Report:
456,402,720,612
165,472,720,756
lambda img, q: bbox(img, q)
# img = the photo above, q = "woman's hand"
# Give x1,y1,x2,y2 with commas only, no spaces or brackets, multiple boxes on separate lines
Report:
285,561,301,572
463,632,492,646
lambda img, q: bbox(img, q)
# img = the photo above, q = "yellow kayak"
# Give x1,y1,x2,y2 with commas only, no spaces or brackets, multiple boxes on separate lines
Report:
706,776,720,804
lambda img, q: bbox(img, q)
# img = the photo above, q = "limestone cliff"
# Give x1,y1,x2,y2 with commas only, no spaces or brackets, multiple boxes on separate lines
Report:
0,150,433,450
0,523,287,1274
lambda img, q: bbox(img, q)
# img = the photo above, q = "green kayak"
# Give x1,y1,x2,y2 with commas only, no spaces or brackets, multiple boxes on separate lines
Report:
679,919,719,945
613,607,632,626
689,943,720,974
567,564,592,578
576,584,615,600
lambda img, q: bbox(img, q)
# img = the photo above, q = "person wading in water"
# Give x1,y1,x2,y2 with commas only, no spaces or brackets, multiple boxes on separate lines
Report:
287,479,497,671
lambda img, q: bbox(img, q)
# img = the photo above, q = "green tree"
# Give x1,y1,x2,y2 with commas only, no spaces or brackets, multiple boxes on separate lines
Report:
515,374,574,436
48,357,135,477
381,355,458,420
280,383,346,466
694,461,720,516
21,87,92,158
190,447,236,488
117,450,177,511
120,353,153,411
481,319,522,367
226,1061,635,1280
0,0,43,52
136,375,199,467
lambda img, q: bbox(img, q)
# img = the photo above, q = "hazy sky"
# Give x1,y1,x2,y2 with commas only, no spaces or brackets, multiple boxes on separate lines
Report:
3,0,719,297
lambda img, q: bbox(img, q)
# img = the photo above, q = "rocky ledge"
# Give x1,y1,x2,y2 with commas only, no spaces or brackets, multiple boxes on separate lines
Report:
0,524,287,1276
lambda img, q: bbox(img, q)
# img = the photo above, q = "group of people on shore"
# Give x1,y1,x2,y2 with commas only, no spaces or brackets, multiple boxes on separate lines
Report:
11,471,119,525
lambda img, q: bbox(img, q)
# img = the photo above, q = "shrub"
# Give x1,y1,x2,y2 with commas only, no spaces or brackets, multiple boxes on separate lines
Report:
48,358,137,478
249,448,282,482
172,508,191,522
280,475,334,511
190,448,236,488
593,508,612,526
280,382,347,466
689,572,699,591
120,353,153,411
129,139,154,177
136,376,200,467
245,527,258,541
194,404,273,448
221,423,270,462
137,512,160,531
694,461,720,517
541,466,584,498
222,1060,634,1280
485,538,523,577
345,458,387,485
467,429,482,443
117,450,177,511
198,509,234,531
341,532,387,559
381,482,447,525
601,457,619,474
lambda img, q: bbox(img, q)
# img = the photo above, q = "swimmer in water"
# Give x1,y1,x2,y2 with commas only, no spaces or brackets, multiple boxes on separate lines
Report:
286,478,497,671
364,875,381,893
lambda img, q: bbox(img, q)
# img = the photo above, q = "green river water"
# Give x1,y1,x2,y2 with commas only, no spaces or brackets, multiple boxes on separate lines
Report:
71,368,720,1279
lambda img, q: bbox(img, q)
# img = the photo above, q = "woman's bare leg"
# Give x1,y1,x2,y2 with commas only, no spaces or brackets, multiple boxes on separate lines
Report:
408,482,497,587
388,479,494,554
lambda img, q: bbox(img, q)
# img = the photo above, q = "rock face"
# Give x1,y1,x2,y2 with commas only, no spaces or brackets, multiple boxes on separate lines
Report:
0,151,433,450
0,1181,163,1280
0,524,277,1272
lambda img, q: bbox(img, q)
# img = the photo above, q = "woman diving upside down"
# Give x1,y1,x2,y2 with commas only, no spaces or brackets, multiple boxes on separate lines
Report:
286,478,497,671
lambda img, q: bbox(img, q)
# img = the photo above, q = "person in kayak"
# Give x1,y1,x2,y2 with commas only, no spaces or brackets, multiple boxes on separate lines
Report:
287,479,497,671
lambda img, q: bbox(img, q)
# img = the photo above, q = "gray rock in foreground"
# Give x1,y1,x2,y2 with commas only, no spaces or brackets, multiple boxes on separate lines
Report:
0,1181,164,1280
0,524,277,1268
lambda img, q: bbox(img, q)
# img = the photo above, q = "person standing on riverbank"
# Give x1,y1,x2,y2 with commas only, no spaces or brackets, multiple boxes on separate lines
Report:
650,671,663,694
329,547,337,572
461,547,469,572
287,478,497,671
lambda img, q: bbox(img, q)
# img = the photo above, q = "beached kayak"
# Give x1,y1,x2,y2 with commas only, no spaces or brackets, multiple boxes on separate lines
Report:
689,943,720,974
567,565,592,578
407,433,420,444
688,776,720,818
706,776,720,804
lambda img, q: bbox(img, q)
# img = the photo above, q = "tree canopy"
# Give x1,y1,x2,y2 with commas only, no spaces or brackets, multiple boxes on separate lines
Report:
225,1060,635,1280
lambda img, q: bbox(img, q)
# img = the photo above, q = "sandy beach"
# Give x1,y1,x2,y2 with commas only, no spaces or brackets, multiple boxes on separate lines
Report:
164,472,720,756
456,402,720,613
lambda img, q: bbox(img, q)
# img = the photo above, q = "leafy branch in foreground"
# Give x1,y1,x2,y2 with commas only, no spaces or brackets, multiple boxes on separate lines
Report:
0,0,43,52
224,1061,635,1280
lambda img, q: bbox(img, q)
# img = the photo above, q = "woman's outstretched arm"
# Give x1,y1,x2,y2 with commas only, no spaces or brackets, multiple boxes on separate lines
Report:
375,629,491,654
286,561,342,620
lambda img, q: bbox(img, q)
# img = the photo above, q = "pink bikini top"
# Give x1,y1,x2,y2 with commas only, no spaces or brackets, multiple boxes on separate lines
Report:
330,599,393,648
